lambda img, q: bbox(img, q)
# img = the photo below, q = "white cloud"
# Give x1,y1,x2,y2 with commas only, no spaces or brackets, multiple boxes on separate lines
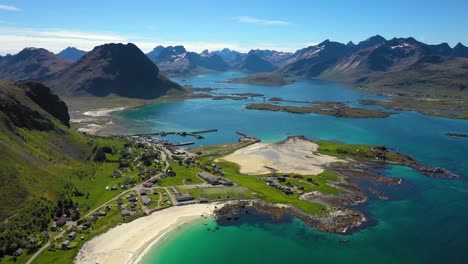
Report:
0,26,303,55
234,16,290,26
0,4,21,11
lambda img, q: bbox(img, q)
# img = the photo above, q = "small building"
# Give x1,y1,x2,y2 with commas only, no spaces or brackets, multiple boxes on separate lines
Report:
67,231,77,240
121,209,131,217
143,181,153,188
29,237,38,244
130,202,136,208
41,231,49,237
139,189,148,196
50,224,57,232
110,185,117,190
97,211,107,216
197,171,221,185
141,195,152,205
113,170,122,178
61,240,70,250
81,221,92,230
175,193,195,202
55,216,67,227
91,215,99,222
13,248,23,256
199,198,208,203
117,198,123,206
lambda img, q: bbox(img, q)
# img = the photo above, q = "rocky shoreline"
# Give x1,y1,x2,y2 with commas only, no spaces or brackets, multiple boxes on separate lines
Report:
214,200,367,234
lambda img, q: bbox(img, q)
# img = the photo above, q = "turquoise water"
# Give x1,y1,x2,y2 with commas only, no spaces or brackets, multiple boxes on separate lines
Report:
112,72,468,263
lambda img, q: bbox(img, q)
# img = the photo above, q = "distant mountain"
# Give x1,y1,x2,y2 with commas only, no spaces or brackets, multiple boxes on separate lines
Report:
0,48,72,80
282,40,353,77
452,43,468,58
147,45,228,76
146,45,166,60
211,48,245,63
42,43,183,98
239,54,276,73
57,47,87,61
355,35,387,50
247,49,293,66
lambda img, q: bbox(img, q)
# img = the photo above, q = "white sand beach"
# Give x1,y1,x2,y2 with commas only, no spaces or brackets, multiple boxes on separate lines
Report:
75,203,220,264
82,106,127,117
221,137,343,175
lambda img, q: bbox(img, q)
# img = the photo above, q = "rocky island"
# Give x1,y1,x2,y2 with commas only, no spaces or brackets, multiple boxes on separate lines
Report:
226,73,295,86
245,101,394,118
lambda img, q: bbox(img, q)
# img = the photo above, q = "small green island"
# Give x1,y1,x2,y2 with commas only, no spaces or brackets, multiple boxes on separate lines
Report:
245,101,394,118
226,73,295,86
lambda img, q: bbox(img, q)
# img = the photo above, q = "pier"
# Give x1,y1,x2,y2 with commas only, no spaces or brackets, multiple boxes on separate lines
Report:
132,129,218,140
236,131,261,143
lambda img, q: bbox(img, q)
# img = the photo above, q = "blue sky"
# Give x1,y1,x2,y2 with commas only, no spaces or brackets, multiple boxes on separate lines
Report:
0,0,467,55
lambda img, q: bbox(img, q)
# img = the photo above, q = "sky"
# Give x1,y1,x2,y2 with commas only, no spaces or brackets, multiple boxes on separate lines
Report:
0,0,468,55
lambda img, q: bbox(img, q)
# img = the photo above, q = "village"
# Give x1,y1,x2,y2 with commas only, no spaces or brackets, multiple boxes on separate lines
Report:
35,133,248,255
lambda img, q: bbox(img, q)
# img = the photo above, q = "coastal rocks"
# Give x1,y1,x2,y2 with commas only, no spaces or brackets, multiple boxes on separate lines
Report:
417,166,459,179
214,201,367,235
445,132,468,138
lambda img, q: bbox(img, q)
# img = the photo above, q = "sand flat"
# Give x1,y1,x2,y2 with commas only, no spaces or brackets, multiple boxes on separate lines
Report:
221,137,342,175
75,203,220,264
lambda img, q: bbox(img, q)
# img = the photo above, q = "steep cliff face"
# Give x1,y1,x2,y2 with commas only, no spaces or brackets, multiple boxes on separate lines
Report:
19,82,70,126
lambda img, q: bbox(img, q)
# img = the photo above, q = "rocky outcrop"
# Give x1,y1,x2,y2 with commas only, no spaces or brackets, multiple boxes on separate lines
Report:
18,82,70,126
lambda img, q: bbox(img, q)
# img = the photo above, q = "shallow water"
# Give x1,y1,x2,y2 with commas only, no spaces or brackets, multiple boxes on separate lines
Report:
110,72,468,263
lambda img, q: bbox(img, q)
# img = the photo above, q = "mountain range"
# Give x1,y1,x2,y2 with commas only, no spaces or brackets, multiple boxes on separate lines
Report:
0,35,467,100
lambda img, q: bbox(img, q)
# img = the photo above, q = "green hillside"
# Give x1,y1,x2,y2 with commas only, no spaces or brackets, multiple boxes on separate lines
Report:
0,81,128,259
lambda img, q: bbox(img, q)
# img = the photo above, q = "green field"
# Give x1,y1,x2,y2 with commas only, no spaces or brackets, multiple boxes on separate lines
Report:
157,162,204,186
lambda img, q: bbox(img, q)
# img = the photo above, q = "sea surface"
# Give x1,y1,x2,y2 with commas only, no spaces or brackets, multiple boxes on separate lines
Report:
110,72,468,264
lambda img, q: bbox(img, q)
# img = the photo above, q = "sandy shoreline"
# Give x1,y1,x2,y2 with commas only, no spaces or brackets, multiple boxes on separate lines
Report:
69,107,128,135
221,137,342,175
75,203,221,264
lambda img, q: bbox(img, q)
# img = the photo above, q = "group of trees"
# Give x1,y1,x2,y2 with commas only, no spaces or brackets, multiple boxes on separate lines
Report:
0,198,54,257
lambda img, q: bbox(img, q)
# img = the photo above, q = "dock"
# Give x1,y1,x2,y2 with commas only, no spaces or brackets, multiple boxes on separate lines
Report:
236,131,261,143
132,129,218,140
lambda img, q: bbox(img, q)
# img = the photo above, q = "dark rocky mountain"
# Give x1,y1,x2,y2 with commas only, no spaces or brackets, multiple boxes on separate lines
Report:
346,41,356,47
239,54,276,73
147,45,228,75
355,35,387,50
282,40,353,77
282,36,468,81
146,45,166,60
452,43,468,58
42,43,183,98
57,47,87,61
0,48,72,80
